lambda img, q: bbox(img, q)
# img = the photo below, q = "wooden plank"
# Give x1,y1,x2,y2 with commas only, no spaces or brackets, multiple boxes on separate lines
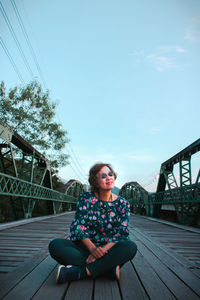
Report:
0,233,57,238
0,237,50,242
1,213,200,300
133,251,176,300
3,256,56,300
0,213,72,277
65,278,94,300
0,253,31,257
131,227,197,269
0,246,41,251
0,248,37,253
0,261,19,266
131,215,200,272
0,212,74,231
32,265,68,300
0,256,25,262
135,240,200,300
146,216,200,234
94,277,121,300
118,261,148,300
131,229,200,294
0,254,47,299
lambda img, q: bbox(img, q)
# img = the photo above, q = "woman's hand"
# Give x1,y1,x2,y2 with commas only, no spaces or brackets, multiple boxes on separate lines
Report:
86,243,116,264
86,247,107,264
90,246,108,259
102,242,116,252
86,254,96,264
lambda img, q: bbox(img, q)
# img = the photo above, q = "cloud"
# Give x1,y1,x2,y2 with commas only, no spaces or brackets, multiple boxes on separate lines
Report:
131,45,187,72
149,126,161,134
146,46,187,71
147,54,177,71
158,46,187,53
184,17,200,42
175,47,187,53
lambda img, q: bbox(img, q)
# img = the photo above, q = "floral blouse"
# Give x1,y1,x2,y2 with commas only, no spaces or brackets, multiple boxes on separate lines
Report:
70,191,130,246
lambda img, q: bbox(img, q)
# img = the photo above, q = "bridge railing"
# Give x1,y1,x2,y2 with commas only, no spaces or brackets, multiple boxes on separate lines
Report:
0,172,76,203
149,183,200,205
0,121,84,221
0,172,83,221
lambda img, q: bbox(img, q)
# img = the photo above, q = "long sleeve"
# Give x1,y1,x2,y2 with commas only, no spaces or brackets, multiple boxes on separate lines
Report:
115,199,130,241
69,192,130,246
70,193,90,241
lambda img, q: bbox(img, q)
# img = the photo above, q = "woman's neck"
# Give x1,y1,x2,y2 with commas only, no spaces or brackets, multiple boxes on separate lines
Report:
97,190,112,202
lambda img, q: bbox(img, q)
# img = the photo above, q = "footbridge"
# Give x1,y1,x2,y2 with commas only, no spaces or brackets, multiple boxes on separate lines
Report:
0,121,200,226
0,122,84,221
119,138,200,226
0,121,200,299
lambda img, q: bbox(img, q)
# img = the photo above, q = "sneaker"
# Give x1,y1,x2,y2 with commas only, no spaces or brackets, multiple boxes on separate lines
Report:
106,265,120,280
56,265,81,284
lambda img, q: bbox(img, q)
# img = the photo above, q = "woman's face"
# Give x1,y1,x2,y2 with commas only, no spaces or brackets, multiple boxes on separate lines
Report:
96,166,115,191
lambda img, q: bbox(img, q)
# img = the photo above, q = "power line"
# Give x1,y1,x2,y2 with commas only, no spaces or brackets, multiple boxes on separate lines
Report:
66,146,87,182
0,37,24,83
68,142,87,178
10,0,48,89
0,1,34,79
68,163,85,183
1,1,86,183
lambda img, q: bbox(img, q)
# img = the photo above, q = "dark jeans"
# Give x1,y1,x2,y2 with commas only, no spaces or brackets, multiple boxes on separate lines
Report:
48,239,137,278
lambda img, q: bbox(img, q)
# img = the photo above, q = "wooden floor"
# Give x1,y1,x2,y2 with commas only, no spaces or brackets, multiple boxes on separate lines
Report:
0,212,200,300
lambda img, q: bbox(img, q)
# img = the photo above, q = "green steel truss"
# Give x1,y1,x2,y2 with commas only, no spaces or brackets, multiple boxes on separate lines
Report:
119,182,149,214
0,172,76,202
149,183,200,204
52,179,84,214
0,172,84,218
1,121,199,225
0,121,84,220
119,138,200,225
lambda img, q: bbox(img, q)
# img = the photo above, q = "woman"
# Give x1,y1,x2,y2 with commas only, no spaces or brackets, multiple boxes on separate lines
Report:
49,163,137,284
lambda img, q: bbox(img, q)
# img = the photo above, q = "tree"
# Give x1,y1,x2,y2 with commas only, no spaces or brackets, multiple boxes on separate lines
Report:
0,80,69,170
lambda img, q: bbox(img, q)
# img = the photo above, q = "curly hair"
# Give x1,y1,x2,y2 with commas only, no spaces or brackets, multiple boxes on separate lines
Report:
88,163,117,193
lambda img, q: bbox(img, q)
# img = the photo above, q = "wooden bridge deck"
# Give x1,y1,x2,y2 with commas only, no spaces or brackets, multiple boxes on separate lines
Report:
0,212,200,300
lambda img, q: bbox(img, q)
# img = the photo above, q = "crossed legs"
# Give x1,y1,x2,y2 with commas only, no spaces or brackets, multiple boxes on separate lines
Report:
49,239,137,278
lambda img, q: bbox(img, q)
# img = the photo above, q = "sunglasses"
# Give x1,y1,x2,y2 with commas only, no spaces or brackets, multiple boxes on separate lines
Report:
99,171,114,179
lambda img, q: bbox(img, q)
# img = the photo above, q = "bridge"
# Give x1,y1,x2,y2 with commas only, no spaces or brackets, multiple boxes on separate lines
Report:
120,138,200,226
0,121,199,226
0,121,200,299
0,210,199,299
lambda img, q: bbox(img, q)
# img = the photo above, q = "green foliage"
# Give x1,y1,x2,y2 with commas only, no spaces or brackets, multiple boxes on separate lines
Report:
0,80,69,170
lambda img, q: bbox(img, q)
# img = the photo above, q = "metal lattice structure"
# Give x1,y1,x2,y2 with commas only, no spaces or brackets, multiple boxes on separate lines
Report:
151,138,200,225
119,182,148,214
119,138,200,226
55,179,84,213
0,121,84,221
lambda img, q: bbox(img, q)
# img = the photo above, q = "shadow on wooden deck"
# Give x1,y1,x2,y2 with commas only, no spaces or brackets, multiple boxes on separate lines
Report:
0,212,200,300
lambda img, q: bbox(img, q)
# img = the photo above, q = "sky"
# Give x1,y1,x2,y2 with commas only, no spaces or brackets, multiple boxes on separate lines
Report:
0,0,200,191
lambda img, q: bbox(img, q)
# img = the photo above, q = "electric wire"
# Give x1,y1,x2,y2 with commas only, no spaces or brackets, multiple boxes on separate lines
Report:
0,2,86,184
0,138,86,183
0,1,34,79
68,142,87,178
69,159,87,182
13,1,87,181
53,103,87,182
140,172,159,192
10,0,48,89
0,37,25,83
68,162,85,183
66,146,87,183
